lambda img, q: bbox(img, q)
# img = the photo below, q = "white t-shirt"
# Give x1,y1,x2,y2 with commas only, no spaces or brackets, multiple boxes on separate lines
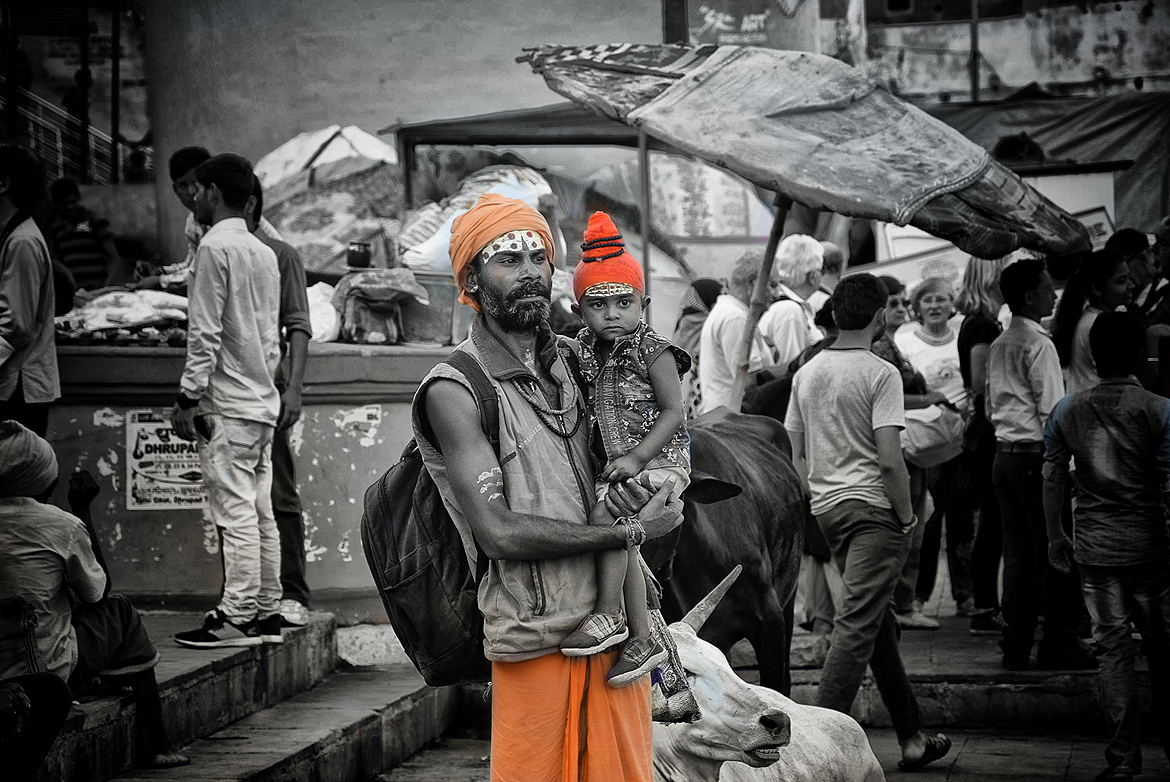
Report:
758,284,822,367
785,348,905,515
698,294,773,414
895,327,968,409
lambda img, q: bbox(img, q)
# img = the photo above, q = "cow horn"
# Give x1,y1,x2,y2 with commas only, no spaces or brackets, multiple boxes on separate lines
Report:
681,565,742,632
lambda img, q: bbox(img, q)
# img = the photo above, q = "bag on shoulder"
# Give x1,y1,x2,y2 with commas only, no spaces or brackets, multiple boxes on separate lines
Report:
901,403,965,469
360,350,497,687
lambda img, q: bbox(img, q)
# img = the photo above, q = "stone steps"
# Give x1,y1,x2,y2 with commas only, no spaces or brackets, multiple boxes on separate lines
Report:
736,614,1152,731
109,666,458,782
35,612,337,782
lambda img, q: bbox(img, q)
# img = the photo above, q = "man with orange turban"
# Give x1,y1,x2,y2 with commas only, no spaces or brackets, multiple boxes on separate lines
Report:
413,194,684,781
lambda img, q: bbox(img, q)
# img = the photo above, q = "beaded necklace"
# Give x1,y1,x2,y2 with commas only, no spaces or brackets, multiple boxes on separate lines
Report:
512,374,585,439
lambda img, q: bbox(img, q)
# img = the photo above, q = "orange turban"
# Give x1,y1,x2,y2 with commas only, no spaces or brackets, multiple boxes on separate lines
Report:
572,211,645,301
448,193,555,312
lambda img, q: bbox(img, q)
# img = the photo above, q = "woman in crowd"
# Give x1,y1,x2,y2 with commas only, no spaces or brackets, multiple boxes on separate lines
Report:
895,277,975,619
874,276,948,629
1052,249,1135,394
673,278,723,419
955,256,1012,635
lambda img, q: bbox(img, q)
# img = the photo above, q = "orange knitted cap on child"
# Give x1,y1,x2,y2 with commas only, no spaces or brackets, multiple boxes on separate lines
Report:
572,211,645,301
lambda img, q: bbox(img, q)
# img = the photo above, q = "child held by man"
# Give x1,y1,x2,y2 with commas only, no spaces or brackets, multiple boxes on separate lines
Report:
558,211,691,687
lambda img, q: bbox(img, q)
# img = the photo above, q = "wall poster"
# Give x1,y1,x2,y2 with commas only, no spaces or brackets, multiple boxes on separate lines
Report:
126,409,207,510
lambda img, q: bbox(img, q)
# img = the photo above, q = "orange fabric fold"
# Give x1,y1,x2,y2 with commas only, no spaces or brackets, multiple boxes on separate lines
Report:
448,193,556,312
490,652,653,782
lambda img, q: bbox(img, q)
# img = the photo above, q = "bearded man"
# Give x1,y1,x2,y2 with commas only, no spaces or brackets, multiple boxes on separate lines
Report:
413,193,684,781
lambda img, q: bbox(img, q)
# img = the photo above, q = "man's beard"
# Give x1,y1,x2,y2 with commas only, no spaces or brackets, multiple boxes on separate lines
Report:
479,279,552,332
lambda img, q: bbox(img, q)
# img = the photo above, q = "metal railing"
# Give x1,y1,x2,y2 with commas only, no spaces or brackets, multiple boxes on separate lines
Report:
0,76,152,184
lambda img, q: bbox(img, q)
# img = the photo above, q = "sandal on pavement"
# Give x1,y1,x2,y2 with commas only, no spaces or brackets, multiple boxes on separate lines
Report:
897,733,952,772
607,637,669,688
560,612,628,657
1095,767,1135,782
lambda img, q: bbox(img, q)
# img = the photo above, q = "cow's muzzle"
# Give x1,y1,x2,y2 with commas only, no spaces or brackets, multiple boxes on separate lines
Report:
745,710,791,765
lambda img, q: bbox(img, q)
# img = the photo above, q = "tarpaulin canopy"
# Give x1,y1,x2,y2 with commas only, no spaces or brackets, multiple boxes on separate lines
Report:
519,43,1091,260
255,125,397,188
927,91,1170,233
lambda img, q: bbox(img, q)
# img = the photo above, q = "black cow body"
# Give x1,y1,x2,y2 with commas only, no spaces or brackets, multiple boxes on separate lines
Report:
645,408,805,695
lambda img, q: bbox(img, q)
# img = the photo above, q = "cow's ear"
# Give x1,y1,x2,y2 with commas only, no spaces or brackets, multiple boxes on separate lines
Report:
683,472,742,504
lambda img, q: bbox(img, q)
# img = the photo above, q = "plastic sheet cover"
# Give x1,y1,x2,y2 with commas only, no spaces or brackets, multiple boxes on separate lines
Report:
520,43,1090,260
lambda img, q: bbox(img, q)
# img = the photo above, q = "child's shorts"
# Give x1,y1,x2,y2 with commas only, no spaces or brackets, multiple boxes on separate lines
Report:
595,465,691,503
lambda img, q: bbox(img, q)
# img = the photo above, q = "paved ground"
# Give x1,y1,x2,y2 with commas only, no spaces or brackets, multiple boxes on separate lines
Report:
379,550,1168,781
380,731,1170,781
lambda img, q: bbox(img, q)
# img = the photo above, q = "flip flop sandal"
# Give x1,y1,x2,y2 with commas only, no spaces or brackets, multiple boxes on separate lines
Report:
897,733,952,772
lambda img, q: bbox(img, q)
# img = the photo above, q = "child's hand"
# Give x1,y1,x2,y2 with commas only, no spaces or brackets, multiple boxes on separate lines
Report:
602,455,644,483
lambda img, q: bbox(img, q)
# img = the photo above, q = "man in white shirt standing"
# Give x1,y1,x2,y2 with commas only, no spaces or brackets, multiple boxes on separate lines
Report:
758,234,825,368
169,154,284,649
697,251,774,413
986,258,1094,672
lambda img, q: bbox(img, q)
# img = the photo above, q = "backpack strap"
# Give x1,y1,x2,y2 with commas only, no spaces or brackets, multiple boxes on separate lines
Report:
441,349,497,583
443,349,500,455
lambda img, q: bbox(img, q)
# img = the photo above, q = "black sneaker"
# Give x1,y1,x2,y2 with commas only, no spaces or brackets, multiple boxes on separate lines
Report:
969,610,1008,636
173,610,260,648
257,614,283,644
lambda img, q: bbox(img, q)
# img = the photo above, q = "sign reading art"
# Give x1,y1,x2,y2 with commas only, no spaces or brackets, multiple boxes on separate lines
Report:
126,409,207,510
689,0,805,47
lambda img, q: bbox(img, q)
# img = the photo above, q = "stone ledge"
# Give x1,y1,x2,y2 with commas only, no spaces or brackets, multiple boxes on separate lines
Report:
35,612,337,782
109,666,458,782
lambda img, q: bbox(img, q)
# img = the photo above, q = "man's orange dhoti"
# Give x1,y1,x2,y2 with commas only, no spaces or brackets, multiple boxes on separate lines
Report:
490,650,653,782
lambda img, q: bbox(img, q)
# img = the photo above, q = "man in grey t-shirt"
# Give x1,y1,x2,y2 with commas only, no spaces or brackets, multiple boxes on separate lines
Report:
786,274,950,773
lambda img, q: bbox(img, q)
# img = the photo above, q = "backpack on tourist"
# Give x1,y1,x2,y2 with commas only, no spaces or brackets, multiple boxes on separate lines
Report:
360,350,497,687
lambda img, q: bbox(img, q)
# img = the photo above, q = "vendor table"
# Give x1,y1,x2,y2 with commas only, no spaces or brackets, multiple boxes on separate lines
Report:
46,342,449,623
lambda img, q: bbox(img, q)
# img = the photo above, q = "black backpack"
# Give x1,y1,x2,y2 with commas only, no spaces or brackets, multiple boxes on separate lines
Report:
360,350,498,687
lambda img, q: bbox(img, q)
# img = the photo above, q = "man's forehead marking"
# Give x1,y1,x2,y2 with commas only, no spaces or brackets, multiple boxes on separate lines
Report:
478,230,546,263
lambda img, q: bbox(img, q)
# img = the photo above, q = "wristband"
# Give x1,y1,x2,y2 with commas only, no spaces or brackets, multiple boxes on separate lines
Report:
175,392,200,409
614,515,646,549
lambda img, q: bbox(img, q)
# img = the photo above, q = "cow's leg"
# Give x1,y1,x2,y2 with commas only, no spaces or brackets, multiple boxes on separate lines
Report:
753,591,793,696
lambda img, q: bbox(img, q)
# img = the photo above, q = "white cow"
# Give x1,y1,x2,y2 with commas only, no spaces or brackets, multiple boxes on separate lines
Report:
653,568,885,782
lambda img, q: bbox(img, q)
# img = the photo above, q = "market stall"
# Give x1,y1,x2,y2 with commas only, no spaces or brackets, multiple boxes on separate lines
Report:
46,245,451,621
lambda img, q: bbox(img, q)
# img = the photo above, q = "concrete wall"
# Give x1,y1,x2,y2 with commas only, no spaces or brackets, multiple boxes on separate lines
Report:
142,0,663,265
47,343,450,624
78,183,159,253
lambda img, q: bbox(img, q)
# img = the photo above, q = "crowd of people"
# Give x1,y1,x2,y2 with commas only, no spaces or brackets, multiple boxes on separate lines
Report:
0,141,315,778
2,127,1169,782
675,227,1170,782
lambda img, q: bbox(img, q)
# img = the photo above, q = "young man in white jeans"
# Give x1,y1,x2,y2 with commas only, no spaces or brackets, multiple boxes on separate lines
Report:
170,154,283,648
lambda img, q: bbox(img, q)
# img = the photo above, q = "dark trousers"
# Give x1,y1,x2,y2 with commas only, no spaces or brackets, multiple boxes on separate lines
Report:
69,594,157,685
70,594,173,758
0,672,72,782
916,453,975,605
969,444,1003,611
1080,559,1170,772
272,425,310,607
993,451,1083,660
816,501,921,741
0,379,50,437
